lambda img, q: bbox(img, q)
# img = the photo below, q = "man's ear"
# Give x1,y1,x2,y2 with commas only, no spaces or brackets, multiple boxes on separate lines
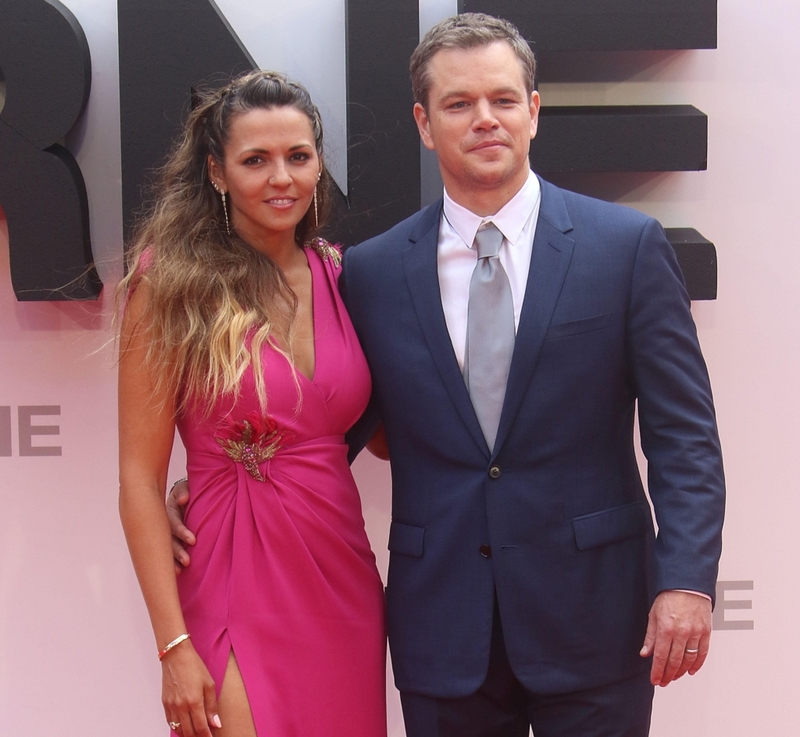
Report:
413,103,436,151
529,90,541,141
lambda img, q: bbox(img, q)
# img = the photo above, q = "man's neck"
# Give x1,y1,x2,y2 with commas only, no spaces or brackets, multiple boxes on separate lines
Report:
443,171,532,217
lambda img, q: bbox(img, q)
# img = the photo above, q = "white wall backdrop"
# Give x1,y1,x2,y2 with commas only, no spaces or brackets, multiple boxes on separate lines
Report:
1,0,797,735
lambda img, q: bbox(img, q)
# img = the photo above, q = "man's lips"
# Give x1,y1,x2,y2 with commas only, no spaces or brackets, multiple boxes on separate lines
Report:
469,139,508,152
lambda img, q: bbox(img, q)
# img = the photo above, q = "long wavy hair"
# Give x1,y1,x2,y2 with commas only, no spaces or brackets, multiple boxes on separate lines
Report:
118,70,333,415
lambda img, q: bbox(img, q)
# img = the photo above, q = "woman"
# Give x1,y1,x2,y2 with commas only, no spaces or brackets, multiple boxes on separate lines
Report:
118,71,386,737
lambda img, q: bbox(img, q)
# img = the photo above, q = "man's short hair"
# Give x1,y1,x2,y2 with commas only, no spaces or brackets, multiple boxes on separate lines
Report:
410,13,536,110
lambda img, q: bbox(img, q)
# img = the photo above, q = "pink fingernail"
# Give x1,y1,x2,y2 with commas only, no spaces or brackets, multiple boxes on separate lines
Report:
213,715,222,729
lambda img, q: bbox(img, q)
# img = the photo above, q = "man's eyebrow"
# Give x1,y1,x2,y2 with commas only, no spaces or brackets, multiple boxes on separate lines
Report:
433,89,468,105
438,87,523,102
487,87,524,98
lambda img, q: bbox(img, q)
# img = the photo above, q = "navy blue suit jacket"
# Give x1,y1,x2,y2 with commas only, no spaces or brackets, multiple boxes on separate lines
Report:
341,178,724,698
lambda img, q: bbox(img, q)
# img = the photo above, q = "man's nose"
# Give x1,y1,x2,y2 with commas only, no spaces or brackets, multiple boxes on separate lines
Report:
473,99,499,129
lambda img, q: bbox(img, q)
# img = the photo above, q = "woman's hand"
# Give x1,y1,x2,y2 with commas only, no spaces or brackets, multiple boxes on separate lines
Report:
161,642,221,736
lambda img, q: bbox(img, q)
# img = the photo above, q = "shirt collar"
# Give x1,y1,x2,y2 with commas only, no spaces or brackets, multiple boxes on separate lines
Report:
442,170,540,250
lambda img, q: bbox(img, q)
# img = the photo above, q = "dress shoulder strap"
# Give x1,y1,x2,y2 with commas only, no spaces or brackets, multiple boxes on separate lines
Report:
306,237,342,268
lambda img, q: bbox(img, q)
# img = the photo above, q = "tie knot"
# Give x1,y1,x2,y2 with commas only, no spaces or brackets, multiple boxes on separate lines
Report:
474,222,504,260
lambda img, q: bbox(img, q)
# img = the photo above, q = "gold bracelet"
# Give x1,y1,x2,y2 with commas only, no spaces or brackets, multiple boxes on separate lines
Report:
158,633,190,661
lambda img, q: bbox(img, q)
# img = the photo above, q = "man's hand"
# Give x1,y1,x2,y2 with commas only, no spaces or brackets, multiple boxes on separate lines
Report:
366,423,389,460
166,480,195,573
640,590,712,687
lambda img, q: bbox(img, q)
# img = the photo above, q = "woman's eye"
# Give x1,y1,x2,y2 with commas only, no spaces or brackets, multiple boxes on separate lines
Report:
290,152,310,162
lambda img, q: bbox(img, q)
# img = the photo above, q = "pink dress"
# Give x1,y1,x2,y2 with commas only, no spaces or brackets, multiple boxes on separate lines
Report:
175,244,386,736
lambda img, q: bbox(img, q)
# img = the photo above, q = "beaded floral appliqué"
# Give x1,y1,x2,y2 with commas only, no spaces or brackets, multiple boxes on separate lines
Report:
215,413,286,482
307,237,342,267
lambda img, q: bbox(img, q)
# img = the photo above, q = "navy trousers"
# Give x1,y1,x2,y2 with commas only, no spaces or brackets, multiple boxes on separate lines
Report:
400,601,654,737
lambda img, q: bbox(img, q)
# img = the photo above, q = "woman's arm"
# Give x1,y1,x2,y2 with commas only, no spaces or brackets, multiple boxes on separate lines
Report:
118,284,220,737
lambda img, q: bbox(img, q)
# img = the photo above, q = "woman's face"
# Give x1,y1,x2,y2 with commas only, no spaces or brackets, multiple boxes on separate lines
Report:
208,105,320,249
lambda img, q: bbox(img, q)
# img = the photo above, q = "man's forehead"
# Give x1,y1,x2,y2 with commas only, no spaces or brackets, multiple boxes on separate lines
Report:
427,43,528,95
428,40,514,65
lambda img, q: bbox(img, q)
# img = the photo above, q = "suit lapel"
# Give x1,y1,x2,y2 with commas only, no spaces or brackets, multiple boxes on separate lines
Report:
494,180,576,455
402,201,489,453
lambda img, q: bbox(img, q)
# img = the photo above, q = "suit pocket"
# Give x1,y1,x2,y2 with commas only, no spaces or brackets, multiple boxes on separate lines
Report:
388,521,425,557
546,313,610,339
572,501,648,551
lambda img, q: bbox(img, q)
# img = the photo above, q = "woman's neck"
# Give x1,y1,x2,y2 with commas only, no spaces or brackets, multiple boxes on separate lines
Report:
240,228,304,272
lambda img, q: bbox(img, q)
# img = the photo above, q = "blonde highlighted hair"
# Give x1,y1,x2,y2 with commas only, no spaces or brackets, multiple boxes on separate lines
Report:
117,70,332,414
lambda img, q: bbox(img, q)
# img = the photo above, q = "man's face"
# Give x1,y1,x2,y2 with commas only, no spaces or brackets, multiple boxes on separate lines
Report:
413,41,539,214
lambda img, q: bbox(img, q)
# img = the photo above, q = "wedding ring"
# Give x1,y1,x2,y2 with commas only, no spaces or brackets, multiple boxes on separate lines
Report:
685,648,699,654
168,722,181,730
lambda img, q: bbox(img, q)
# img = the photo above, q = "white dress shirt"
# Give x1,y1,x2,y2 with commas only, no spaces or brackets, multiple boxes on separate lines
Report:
437,170,541,368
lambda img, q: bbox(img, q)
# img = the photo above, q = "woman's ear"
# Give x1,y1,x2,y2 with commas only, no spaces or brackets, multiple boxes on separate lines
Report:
207,154,226,192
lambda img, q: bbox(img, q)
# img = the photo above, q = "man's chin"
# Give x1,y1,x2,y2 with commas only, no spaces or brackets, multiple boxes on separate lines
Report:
466,165,524,191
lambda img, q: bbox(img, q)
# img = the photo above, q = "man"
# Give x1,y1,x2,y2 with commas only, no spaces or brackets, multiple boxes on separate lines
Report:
171,13,724,736
339,13,724,737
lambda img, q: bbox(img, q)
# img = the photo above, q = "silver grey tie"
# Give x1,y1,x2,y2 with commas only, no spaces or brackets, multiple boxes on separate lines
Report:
464,222,515,451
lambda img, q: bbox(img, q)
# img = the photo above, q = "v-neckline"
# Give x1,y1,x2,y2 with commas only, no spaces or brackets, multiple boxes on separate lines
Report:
293,247,318,385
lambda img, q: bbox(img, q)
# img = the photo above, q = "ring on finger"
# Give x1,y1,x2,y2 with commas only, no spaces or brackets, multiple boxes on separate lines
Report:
168,721,181,730
684,647,699,654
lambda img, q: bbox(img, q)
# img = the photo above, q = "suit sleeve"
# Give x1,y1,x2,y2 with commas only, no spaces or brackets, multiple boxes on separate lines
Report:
340,247,381,464
627,217,725,604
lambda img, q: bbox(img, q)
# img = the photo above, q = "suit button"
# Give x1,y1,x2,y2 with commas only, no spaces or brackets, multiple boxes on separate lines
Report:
479,545,492,558
488,465,502,479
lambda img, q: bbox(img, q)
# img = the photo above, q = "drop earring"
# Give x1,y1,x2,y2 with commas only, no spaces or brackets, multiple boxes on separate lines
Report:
212,181,231,236
313,169,322,229
221,190,231,236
